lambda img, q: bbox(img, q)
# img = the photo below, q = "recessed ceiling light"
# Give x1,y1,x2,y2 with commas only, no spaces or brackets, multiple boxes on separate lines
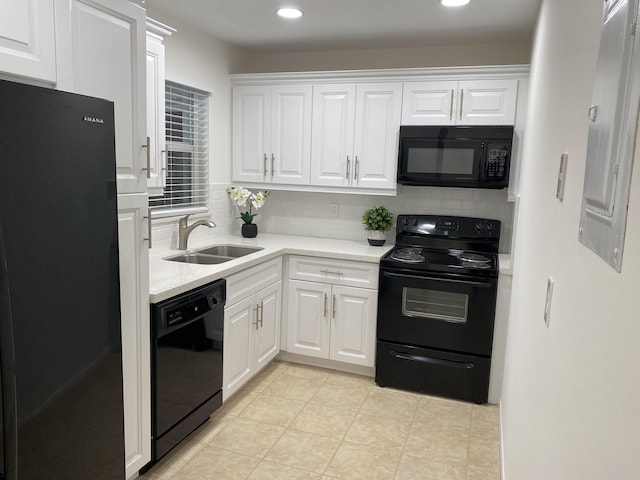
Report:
441,0,470,6
277,7,303,19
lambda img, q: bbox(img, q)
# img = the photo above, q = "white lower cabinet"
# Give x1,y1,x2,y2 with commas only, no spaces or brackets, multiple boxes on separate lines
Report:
286,256,378,368
223,258,282,400
116,193,150,478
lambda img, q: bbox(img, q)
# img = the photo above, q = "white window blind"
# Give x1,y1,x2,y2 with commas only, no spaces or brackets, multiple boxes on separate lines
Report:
150,81,209,213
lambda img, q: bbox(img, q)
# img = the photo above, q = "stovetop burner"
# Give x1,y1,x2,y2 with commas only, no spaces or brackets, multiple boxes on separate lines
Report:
389,248,425,263
454,252,492,265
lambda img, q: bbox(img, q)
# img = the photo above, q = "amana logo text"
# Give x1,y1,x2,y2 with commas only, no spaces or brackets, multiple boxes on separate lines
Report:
83,116,104,124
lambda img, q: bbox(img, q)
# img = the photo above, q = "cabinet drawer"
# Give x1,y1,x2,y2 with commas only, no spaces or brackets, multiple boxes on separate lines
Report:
289,256,378,289
226,257,282,307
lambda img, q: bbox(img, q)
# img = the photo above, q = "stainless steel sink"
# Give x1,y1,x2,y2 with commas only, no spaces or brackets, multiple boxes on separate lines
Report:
195,245,263,257
163,244,263,265
164,253,234,265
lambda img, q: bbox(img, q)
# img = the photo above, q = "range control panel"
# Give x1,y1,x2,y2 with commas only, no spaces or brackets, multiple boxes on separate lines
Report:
397,215,501,240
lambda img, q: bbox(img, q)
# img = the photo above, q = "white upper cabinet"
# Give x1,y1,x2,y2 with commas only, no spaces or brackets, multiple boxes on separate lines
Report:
402,79,519,126
63,0,147,194
400,81,458,125
271,85,312,184
232,84,312,185
146,19,174,194
232,85,271,184
310,84,357,187
353,83,403,190
0,0,56,83
309,82,402,191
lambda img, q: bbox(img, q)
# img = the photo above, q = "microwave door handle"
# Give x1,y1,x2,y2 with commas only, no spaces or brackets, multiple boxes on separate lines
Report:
479,142,486,179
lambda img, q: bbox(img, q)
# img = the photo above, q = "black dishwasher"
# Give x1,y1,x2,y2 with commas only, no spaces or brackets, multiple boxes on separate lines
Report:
148,279,225,467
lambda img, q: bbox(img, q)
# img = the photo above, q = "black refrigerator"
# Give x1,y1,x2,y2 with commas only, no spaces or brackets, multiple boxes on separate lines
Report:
0,80,125,479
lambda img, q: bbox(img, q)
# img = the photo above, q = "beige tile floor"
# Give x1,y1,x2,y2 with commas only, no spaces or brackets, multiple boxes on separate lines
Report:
143,361,501,480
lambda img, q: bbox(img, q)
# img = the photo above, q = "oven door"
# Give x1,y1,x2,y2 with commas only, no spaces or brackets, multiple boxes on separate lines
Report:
397,138,485,187
377,268,497,356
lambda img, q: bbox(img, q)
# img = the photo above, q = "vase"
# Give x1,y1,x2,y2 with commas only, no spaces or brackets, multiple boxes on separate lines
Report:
367,230,386,246
241,223,258,238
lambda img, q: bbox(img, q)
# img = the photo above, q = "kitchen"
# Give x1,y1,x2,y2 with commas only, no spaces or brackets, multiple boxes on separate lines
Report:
0,0,639,479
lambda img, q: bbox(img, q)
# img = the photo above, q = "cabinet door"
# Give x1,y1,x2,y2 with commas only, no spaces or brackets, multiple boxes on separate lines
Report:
458,79,518,125
0,0,56,83
330,286,377,367
117,193,151,477
223,295,256,400
353,83,402,190
287,280,331,359
310,84,357,187
401,81,458,125
67,0,147,194
232,85,271,183
254,281,281,372
271,85,312,184
145,31,166,193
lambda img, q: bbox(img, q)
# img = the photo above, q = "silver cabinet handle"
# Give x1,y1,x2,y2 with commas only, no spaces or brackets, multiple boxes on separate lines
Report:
271,154,275,177
332,294,337,319
320,270,343,276
263,154,268,177
588,105,598,122
346,156,351,179
161,147,168,172
459,89,464,120
259,301,264,328
143,209,152,249
355,156,360,181
253,306,259,330
449,89,455,121
323,293,328,318
141,136,151,178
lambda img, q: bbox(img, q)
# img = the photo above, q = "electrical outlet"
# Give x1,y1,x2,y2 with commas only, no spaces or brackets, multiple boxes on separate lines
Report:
329,203,339,218
556,153,568,201
544,277,554,327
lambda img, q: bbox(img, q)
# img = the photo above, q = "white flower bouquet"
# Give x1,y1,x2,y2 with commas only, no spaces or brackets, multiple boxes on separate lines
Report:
227,186,269,224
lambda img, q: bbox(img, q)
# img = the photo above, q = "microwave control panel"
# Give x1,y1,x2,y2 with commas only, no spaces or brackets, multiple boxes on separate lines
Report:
485,144,510,179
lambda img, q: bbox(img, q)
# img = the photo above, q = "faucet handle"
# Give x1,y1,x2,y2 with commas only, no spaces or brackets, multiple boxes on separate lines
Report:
179,214,190,227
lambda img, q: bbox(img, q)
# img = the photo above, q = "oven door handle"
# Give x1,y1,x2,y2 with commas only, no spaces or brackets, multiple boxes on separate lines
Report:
390,350,475,369
382,270,495,287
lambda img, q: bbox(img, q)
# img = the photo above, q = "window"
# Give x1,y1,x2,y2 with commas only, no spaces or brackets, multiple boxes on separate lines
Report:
150,81,209,214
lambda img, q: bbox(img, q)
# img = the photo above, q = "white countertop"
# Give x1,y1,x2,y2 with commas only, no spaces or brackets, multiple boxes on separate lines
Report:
149,233,394,303
149,233,514,303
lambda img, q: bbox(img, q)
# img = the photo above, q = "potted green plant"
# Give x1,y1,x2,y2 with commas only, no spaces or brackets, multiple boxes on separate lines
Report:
227,186,269,238
362,205,393,246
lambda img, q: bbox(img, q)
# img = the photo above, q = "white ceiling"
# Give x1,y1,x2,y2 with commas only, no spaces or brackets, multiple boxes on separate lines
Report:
146,0,542,53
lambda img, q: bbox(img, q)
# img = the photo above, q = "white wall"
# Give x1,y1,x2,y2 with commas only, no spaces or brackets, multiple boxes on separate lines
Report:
501,0,640,478
235,41,532,73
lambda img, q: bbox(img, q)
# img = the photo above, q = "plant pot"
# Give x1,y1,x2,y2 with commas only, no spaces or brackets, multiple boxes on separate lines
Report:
367,230,386,246
241,223,258,238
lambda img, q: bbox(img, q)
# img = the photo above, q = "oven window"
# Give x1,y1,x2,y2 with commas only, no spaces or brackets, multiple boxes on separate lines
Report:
402,287,468,323
407,147,475,175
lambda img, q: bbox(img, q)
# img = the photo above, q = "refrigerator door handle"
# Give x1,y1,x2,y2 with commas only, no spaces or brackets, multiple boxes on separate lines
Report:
0,221,18,479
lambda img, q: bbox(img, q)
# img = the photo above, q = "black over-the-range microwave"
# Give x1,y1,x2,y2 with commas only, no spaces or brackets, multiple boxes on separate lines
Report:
397,125,514,189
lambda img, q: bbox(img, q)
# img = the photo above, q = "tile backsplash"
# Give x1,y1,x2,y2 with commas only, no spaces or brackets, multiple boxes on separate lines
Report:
151,184,514,253
258,186,514,253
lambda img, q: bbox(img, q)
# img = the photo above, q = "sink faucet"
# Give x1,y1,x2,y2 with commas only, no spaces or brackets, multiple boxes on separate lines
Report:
178,215,216,250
